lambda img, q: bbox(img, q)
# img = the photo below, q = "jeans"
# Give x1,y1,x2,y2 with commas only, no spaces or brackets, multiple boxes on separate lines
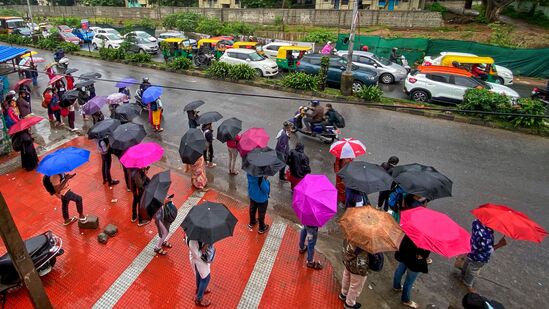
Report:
249,199,268,230
53,110,61,122
461,257,485,287
204,142,213,164
393,262,420,303
61,190,84,220
341,268,367,306
377,190,390,211
31,75,37,86
101,153,112,184
299,227,318,263
195,265,211,301
228,147,238,173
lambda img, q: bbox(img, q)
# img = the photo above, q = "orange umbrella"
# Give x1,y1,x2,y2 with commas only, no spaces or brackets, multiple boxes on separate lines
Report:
339,206,404,253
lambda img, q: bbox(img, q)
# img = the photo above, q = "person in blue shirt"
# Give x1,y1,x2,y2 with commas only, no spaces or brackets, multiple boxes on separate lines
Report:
247,173,270,234
461,219,507,292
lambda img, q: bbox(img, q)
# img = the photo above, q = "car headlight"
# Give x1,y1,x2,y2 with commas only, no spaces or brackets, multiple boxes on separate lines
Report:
369,76,376,80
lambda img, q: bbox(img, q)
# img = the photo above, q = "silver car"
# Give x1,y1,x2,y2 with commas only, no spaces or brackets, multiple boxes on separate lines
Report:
336,50,408,84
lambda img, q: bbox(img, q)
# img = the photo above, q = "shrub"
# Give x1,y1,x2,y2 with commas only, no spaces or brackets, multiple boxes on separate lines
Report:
281,72,318,91
125,53,151,63
58,42,80,53
303,30,337,44
206,61,232,78
0,34,31,45
222,21,256,36
196,18,224,36
0,9,22,16
356,85,383,102
508,98,546,129
317,56,329,91
99,47,126,60
163,12,202,32
48,17,80,28
228,64,256,80
459,88,512,115
168,57,193,70
36,37,59,50
488,23,517,48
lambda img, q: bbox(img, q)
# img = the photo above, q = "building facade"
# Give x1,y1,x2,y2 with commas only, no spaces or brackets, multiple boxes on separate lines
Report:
315,0,425,10
198,0,241,8
126,0,151,8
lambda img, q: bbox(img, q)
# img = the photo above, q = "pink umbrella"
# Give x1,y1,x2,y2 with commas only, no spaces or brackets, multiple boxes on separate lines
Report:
120,142,164,168
107,92,128,105
292,174,337,227
238,127,269,156
400,207,470,258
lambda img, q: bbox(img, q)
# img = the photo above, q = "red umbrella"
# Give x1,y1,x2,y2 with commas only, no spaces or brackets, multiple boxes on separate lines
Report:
49,75,64,85
400,207,471,258
329,138,366,159
8,116,45,135
238,127,269,156
472,203,548,243
13,79,32,90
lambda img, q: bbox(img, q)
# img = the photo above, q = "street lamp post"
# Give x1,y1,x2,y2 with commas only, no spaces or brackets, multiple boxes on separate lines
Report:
26,0,35,35
340,0,359,96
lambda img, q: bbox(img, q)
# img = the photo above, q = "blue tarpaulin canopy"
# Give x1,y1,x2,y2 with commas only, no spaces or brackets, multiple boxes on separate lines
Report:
0,45,29,63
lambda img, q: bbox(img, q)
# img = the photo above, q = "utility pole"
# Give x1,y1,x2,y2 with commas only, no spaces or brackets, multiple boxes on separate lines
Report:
26,0,35,35
0,193,53,309
340,0,359,96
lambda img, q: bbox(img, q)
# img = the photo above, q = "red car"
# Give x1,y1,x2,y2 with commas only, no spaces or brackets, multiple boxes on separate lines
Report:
57,25,72,33
57,31,83,46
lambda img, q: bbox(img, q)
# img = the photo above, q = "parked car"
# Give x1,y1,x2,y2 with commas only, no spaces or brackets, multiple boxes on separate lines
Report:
89,26,101,33
404,65,519,104
0,17,31,36
92,33,123,49
57,25,72,33
72,28,94,43
422,52,514,85
94,28,122,37
262,42,292,60
55,31,83,46
125,31,157,43
26,22,39,32
219,48,278,77
158,31,185,43
296,54,378,92
125,36,159,54
335,50,408,84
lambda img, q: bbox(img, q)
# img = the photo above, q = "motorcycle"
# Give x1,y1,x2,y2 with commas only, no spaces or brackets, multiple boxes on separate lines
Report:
289,106,340,144
0,231,64,304
532,87,549,106
134,88,149,111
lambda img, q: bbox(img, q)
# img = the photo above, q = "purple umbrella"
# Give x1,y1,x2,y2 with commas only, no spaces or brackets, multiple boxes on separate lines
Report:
116,78,137,88
82,96,108,115
292,174,337,227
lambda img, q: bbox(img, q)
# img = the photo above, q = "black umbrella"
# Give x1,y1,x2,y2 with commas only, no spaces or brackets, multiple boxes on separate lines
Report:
62,89,79,101
109,122,146,151
391,163,438,178
113,103,141,123
181,201,238,244
74,79,95,88
184,100,205,112
394,170,453,201
216,117,242,143
197,111,223,125
337,161,394,195
65,68,78,74
87,118,121,139
242,147,285,177
79,72,102,80
139,170,171,220
179,128,206,164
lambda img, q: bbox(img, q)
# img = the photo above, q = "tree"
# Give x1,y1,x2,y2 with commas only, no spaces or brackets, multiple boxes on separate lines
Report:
481,0,517,22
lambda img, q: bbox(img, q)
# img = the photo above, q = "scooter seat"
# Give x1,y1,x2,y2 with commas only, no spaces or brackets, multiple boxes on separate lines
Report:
0,234,48,266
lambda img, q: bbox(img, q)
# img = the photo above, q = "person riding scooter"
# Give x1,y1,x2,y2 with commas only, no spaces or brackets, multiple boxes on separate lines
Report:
389,47,400,63
140,77,151,92
303,100,325,133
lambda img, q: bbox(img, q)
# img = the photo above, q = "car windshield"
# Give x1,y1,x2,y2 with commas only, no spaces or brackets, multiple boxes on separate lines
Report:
473,77,490,89
371,54,392,66
137,37,152,44
105,34,119,40
63,32,77,39
7,20,26,28
248,52,264,61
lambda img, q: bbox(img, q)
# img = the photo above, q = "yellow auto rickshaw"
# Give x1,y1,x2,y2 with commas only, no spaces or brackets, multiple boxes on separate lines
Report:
276,46,312,71
440,55,499,83
161,37,194,61
232,41,264,56
197,38,230,59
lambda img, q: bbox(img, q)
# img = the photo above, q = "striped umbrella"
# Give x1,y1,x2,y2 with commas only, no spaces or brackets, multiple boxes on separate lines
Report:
329,138,366,159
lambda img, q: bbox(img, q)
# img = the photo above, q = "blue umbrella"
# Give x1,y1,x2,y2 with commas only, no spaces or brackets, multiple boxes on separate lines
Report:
116,78,137,88
142,86,163,104
37,147,91,176
82,96,108,115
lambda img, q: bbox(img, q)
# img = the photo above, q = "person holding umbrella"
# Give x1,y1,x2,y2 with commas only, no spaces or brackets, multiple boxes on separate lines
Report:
393,235,430,309
334,157,353,207
247,174,271,234
16,88,32,118
187,238,214,307
202,123,215,168
153,194,176,256
11,129,39,171
131,166,151,226
275,122,291,182
378,156,399,211
50,88,62,126
29,61,38,86
97,136,119,187
286,142,311,190
340,238,369,309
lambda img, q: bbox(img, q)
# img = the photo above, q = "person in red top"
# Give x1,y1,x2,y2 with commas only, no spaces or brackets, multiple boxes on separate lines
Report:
227,134,241,175
65,73,75,90
42,87,54,121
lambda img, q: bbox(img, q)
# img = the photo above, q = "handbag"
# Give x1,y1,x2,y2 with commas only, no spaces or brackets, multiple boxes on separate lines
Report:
163,202,177,224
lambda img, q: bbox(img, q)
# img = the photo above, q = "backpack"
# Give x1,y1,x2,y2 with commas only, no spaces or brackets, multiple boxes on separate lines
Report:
333,110,346,128
42,175,57,196
388,186,405,211
163,201,178,224
367,252,384,272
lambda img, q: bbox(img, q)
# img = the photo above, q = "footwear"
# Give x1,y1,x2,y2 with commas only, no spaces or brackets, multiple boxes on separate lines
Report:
258,224,270,234
195,298,211,307
207,163,217,168
158,128,164,132
306,261,323,270
426,258,433,264
299,247,307,254
247,222,256,229
402,301,419,308
63,216,77,226
79,216,88,223
109,180,120,186
392,287,403,292
344,302,362,309
131,215,137,223
154,248,167,255
137,220,151,227
204,288,211,294
338,293,346,301
162,241,173,248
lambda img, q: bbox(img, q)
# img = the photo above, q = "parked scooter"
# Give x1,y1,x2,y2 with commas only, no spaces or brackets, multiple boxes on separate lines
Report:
532,87,549,105
0,231,64,305
289,106,340,143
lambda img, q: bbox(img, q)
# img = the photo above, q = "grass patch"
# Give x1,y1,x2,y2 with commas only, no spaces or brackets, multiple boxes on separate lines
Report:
502,6,549,29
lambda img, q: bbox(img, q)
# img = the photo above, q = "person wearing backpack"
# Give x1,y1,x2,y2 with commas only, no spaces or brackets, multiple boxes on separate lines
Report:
187,236,215,307
246,173,270,234
153,194,177,256
148,98,163,132
43,173,87,226
378,156,399,211
324,104,345,128
11,129,38,171
340,239,370,309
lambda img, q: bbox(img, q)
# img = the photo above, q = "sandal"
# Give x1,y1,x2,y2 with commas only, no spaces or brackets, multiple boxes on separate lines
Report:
307,261,324,270
299,248,307,254
63,216,77,226
195,298,211,307
162,241,173,248
402,301,419,308
154,248,167,256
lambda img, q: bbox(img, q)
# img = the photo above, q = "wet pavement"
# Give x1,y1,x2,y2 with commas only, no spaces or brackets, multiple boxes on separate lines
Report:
3,51,549,308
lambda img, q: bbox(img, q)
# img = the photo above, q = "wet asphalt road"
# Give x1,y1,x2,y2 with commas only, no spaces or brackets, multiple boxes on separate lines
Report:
10,53,549,308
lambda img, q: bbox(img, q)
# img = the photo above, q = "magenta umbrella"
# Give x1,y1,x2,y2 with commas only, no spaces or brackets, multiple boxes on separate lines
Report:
400,207,470,258
292,174,337,227
120,142,164,168
238,127,269,157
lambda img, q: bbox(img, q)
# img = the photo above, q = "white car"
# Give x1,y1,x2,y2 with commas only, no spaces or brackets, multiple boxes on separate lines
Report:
125,31,157,43
89,26,101,33
94,28,122,37
423,52,514,85
404,66,519,105
219,48,279,77
92,33,124,49
157,31,185,42
336,50,408,84
261,42,292,60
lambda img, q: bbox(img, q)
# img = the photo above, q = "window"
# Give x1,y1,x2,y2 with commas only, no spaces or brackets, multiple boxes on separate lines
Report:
307,58,321,65
227,52,237,59
238,53,250,60
453,76,478,88
426,74,449,84
359,56,375,65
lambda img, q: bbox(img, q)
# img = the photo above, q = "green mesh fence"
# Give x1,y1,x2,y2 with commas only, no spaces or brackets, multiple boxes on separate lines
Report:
336,34,549,78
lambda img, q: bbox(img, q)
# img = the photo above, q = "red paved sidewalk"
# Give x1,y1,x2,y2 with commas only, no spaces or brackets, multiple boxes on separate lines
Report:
0,137,341,308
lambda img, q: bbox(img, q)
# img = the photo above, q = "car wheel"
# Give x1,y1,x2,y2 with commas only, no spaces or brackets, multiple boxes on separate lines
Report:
108,45,113,49
92,43,97,50
495,77,505,84
410,89,430,102
255,69,263,77
380,73,395,84
139,49,145,54
352,80,364,93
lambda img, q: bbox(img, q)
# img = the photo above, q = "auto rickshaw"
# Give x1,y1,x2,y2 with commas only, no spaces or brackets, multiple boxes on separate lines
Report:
161,37,194,61
232,41,265,56
276,46,312,71
440,55,499,83
197,38,231,60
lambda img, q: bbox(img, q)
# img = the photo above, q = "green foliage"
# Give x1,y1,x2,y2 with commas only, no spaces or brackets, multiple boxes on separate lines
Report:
122,18,157,33
508,98,546,129
317,56,329,91
228,64,256,80
36,37,59,50
459,88,511,115
58,42,80,52
98,47,126,60
0,34,32,45
196,18,224,36
303,30,337,44
488,23,517,48
0,9,23,16
474,5,489,24
240,0,283,8
502,6,549,29
281,72,319,91
206,62,232,78
222,21,256,36
167,57,193,70
125,53,151,63
425,2,447,13
48,17,80,28
162,12,202,32
356,85,383,102
83,0,125,6
274,16,283,28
